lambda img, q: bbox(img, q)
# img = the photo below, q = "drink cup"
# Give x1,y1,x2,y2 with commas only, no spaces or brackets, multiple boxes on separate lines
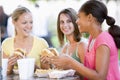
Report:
2,59,8,78
17,58,35,79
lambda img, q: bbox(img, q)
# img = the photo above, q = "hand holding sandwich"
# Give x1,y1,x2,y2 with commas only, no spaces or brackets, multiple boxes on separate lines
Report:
40,48,59,69
8,48,26,65
7,48,27,74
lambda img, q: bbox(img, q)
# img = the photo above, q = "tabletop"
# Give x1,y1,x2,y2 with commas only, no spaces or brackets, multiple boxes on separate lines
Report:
3,74,81,80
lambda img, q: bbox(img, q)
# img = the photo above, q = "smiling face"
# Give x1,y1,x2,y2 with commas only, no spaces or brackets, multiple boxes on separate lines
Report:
60,13,74,36
76,12,91,33
13,12,33,37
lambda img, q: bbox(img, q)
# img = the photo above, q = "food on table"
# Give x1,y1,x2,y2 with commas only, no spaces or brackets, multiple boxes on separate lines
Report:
35,69,76,78
48,69,76,78
35,69,52,77
35,69,52,74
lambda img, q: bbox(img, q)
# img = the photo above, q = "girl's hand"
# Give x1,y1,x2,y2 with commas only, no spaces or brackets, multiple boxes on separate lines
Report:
40,56,51,64
8,55,18,66
8,54,23,66
40,56,52,69
50,54,72,69
7,54,24,74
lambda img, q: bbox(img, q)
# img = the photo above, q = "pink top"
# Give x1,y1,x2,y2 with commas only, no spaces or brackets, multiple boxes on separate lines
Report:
84,32,120,80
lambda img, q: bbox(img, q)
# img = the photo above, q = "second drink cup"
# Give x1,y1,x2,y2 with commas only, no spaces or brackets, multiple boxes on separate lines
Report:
17,58,35,79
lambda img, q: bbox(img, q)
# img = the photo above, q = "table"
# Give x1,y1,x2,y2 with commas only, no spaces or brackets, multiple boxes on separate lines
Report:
0,67,2,80
3,74,81,80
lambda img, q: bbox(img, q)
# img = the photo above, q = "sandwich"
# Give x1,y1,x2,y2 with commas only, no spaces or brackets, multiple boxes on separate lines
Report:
14,48,26,57
35,69,52,74
40,48,59,57
48,48,59,56
40,49,55,57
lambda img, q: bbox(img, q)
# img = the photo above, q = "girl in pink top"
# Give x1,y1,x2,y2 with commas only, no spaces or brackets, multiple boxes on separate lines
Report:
84,32,120,80
50,0,120,80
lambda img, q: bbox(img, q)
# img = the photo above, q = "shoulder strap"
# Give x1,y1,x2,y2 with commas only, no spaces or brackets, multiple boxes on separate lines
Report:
75,42,80,58
66,43,69,55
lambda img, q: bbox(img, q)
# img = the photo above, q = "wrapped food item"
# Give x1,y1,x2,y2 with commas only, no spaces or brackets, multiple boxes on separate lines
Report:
48,69,76,79
40,49,54,57
13,48,27,74
35,69,52,77
40,48,59,69
13,68,19,74
48,48,59,56
40,48,59,57
14,48,26,57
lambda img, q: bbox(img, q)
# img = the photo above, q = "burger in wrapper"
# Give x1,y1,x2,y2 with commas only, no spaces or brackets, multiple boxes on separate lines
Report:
14,48,26,57
40,48,59,57
40,48,59,69
48,48,59,56
13,48,27,74
35,69,52,77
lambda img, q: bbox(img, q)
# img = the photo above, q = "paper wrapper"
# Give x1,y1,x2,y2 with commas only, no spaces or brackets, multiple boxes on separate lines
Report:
48,69,76,78
13,69,19,74
35,69,52,77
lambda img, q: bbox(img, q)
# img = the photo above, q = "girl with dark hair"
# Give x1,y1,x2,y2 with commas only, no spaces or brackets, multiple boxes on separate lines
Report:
50,0,120,80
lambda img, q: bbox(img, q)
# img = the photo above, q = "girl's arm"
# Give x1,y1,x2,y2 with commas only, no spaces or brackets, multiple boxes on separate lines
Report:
70,45,110,80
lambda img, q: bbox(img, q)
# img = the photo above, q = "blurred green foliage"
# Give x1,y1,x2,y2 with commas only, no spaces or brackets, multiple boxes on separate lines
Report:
82,33,89,38
28,0,39,4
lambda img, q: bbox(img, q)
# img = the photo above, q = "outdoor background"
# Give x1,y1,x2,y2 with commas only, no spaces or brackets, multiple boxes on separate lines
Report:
0,0,120,59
